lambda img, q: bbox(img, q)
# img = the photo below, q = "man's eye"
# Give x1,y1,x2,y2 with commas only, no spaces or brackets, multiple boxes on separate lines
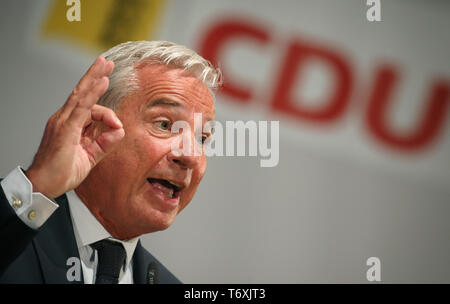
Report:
201,136,209,145
155,121,171,131
194,135,209,145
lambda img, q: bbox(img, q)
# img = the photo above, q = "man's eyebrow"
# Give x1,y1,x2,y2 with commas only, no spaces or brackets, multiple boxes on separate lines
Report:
147,97,215,123
147,98,184,108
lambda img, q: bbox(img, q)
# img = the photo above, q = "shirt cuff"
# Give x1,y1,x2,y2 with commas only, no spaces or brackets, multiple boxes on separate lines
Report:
1,166,59,230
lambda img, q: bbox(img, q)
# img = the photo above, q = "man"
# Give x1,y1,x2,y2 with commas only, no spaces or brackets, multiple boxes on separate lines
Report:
0,41,221,283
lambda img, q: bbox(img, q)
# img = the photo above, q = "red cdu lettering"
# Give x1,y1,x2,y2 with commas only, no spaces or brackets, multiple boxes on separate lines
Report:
271,40,352,123
199,19,270,103
366,66,449,151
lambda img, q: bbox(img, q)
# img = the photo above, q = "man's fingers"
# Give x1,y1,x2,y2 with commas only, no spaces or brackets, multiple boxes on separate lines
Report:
78,76,110,109
104,60,114,77
66,77,110,127
82,127,125,166
85,59,113,92
60,57,114,119
96,127,125,155
77,57,111,93
79,103,124,166
91,104,123,129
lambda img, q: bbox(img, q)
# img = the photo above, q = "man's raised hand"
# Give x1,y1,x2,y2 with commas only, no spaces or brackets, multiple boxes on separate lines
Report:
26,57,125,199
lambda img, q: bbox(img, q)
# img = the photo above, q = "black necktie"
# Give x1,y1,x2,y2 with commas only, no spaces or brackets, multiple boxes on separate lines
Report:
91,239,126,284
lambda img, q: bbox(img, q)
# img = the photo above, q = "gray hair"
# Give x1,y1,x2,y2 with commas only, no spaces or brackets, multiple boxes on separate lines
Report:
97,40,222,111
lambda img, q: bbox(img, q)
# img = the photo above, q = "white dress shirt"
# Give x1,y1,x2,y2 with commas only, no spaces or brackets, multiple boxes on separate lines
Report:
1,166,139,284
1,166,59,229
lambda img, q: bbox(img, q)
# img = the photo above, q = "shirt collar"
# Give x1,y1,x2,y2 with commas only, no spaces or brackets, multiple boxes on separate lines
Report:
66,190,139,267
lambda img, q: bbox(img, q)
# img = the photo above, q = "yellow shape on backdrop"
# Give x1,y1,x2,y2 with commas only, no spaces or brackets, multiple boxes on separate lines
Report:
42,0,166,52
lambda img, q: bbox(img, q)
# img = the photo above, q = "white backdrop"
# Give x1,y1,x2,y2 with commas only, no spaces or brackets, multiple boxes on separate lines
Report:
0,0,449,283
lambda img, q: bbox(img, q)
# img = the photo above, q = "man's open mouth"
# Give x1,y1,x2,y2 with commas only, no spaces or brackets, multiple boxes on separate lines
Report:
147,178,182,199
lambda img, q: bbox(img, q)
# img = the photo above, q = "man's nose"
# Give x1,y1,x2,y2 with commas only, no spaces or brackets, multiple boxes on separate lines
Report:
167,133,202,169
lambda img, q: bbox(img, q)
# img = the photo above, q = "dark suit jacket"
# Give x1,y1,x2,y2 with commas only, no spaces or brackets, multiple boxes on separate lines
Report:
0,184,181,284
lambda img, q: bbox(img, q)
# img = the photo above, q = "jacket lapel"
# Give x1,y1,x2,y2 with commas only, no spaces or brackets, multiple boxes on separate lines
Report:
132,241,149,284
33,194,83,284
132,241,181,284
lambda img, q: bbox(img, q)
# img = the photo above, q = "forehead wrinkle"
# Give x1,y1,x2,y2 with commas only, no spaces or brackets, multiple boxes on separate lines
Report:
147,98,185,109
143,80,208,102
143,85,214,118
138,66,215,119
